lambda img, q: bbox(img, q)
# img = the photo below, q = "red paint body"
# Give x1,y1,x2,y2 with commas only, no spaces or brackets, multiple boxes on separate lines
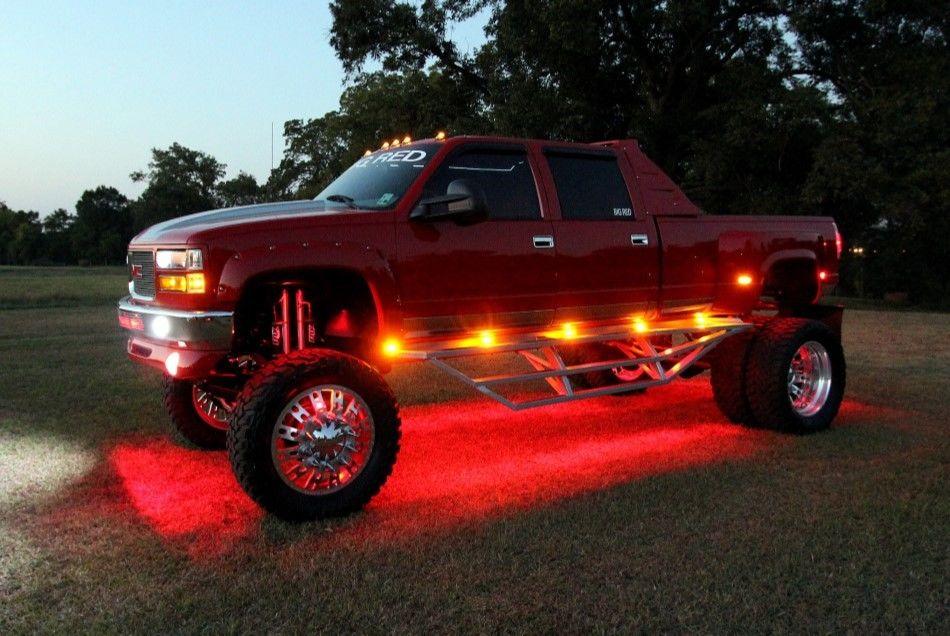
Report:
125,136,839,369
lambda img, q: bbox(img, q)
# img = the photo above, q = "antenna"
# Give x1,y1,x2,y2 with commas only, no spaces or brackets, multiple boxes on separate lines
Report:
271,121,275,172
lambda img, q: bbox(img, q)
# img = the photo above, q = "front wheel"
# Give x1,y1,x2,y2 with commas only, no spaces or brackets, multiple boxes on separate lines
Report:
162,377,231,449
227,349,401,521
744,318,846,433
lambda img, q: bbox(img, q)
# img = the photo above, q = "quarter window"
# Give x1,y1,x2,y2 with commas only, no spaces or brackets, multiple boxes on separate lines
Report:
546,152,634,220
421,148,541,220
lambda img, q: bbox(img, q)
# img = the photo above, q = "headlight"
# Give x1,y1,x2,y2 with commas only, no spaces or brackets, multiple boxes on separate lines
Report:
155,248,203,270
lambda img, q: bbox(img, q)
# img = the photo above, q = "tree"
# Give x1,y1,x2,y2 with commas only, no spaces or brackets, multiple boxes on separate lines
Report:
73,187,132,265
0,202,43,264
217,172,266,207
787,0,949,304
42,208,75,263
130,143,226,230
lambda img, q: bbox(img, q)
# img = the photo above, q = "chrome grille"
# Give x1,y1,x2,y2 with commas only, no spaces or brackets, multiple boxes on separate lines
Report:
129,250,155,298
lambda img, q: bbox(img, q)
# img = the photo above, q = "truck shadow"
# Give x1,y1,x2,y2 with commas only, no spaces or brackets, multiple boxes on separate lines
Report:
40,381,882,561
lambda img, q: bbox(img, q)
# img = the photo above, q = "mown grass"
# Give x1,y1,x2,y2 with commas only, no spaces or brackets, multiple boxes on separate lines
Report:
0,266,127,309
0,267,947,633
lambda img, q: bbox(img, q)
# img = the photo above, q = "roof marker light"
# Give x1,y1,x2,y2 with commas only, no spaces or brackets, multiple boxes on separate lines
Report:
364,149,372,156
381,141,390,150
392,138,401,147
435,131,446,141
403,135,412,144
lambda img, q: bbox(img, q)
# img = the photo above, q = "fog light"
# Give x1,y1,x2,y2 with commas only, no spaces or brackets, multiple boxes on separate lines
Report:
164,352,180,376
151,315,171,339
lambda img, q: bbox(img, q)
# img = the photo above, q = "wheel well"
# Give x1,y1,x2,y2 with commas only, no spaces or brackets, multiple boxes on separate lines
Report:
232,268,380,358
762,258,819,308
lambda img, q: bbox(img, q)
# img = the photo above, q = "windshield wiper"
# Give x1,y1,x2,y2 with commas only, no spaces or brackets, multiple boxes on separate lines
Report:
325,194,357,208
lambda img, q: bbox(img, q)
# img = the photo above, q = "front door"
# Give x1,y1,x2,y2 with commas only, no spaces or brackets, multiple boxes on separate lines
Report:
395,143,556,335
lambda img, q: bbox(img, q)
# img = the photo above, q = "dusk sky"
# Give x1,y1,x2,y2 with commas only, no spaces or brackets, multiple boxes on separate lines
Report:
0,1,487,216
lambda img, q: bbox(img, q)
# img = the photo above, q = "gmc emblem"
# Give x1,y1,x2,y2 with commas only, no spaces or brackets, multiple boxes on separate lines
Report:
130,264,143,278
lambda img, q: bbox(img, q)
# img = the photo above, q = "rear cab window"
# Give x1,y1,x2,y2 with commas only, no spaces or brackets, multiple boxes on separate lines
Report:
545,150,634,220
420,145,541,220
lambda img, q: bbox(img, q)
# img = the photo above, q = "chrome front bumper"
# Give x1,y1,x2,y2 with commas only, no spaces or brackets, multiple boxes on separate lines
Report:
117,296,233,349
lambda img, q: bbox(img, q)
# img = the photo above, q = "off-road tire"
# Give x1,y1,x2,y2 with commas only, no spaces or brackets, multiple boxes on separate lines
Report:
227,349,401,521
163,376,227,449
745,318,845,434
558,342,645,394
709,330,756,425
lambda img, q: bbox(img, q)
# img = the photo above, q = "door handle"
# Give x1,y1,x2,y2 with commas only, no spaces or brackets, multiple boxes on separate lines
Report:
533,235,555,249
630,234,649,246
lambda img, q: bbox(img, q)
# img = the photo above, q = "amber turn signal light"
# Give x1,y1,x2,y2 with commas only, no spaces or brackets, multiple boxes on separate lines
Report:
158,273,206,294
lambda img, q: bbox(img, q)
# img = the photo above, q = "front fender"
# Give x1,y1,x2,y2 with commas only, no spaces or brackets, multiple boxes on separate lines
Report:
215,238,401,336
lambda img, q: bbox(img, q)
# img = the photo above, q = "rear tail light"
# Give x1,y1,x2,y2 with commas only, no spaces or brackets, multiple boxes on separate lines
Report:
834,225,843,260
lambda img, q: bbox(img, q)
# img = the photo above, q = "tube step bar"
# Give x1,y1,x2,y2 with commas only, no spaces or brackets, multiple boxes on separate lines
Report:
394,316,752,411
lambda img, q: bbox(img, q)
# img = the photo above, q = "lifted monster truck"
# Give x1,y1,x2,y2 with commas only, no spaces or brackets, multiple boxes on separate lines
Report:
118,134,846,520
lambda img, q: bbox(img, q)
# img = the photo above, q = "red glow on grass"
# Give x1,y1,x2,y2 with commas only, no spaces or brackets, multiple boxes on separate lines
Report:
109,381,787,556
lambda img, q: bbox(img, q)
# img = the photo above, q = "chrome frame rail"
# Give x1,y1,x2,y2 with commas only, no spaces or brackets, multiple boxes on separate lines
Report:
397,318,752,411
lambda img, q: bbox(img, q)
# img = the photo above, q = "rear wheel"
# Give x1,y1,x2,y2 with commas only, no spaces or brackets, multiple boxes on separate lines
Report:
710,331,756,425
162,377,231,449
744,318,845,433
227,349,400,520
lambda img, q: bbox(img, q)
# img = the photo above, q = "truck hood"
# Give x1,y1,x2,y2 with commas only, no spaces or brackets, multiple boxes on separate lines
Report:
133,200,362,244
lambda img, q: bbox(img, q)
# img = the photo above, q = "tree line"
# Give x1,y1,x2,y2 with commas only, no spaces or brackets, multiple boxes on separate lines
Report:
1,1,946,305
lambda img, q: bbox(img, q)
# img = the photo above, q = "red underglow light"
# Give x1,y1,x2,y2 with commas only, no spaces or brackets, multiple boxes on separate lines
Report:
105,382,779,557
561,322,578,339
693,312,707,328
736,274,754,286
479,330,496,347
633,317,648,334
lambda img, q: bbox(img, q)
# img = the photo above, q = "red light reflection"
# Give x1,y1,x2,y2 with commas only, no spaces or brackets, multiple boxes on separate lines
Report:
110,382,778,556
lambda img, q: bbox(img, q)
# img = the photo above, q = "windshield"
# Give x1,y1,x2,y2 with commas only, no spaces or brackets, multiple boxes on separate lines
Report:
315,143,439,210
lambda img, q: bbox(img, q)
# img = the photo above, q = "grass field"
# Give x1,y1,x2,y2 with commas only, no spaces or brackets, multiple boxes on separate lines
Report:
0,267,947,632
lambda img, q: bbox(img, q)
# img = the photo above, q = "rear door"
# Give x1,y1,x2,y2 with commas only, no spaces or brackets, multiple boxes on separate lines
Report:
395,143,557,334
540,147,660,321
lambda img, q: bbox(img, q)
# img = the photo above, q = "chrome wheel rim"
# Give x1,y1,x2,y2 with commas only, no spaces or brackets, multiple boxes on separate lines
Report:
192,385,232,431
788,341,832,417
271,385,375,495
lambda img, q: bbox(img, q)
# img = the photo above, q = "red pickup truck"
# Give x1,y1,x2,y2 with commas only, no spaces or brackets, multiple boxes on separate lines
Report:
118,134,846,520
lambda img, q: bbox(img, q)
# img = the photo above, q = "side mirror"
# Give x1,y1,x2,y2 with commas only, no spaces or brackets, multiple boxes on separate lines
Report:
410,179,489,225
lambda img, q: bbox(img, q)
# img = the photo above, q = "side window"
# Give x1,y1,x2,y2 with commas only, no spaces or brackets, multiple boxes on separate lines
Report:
546,152,634,220
421,148,541,220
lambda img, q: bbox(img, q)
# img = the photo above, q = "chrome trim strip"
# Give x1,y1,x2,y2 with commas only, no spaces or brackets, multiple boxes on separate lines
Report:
118,296,232,319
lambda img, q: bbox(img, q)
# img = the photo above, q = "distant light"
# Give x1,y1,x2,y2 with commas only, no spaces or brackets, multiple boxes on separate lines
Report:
561,323,578,340
435,131,447,141
382,338,401,357
736,274,753,287
479,330,496,347
151,315,171,339
633,317,648,334
403,135,412,144
164,352,180,376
